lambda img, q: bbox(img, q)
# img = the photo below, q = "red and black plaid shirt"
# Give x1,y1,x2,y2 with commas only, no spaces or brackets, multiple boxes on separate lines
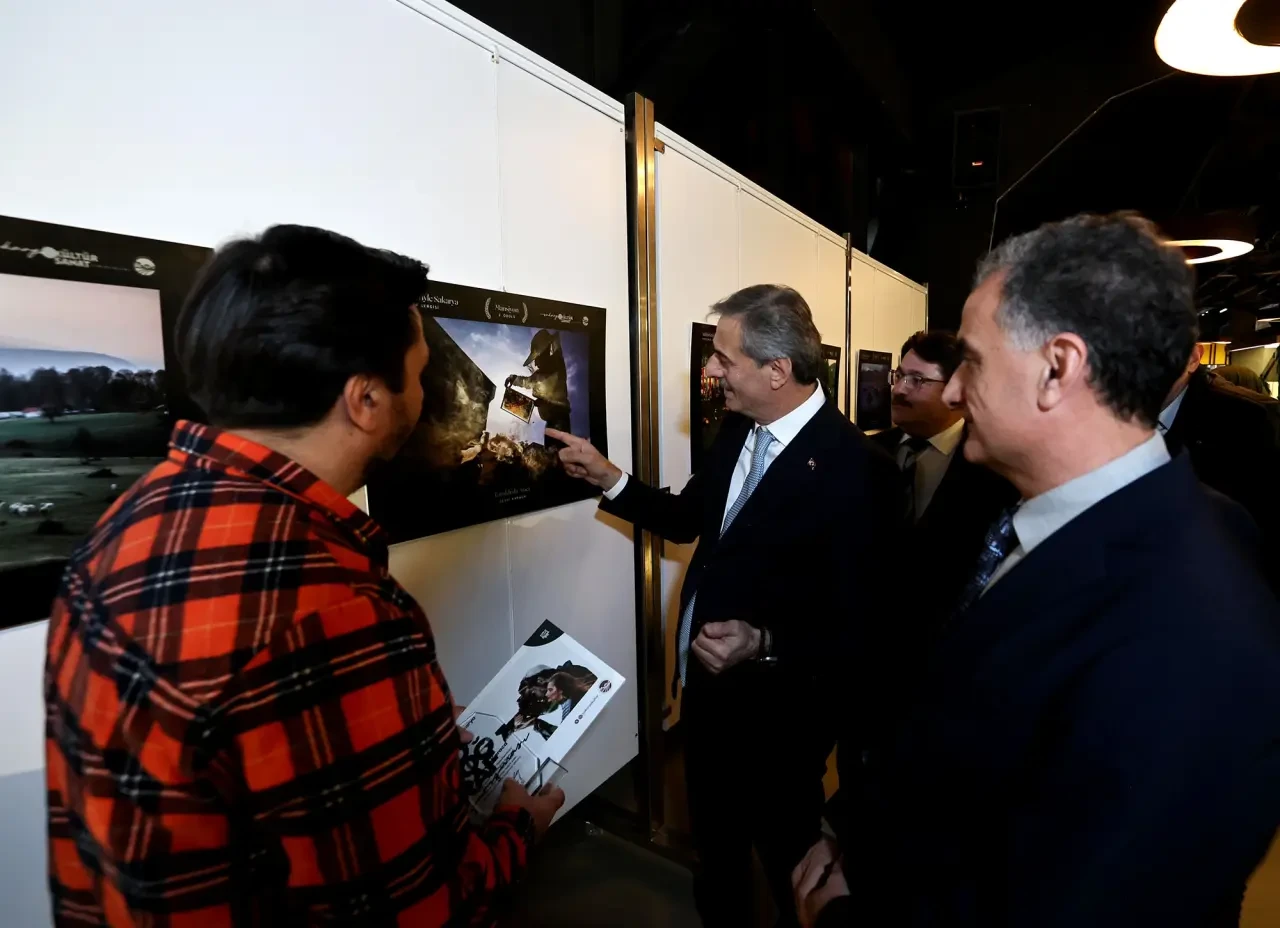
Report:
45,421,532,926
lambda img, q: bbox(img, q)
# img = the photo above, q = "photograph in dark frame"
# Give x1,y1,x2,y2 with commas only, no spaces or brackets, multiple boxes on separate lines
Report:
821,344,841,406
855,349,893,432
689,322,725,474
366,280,608,542
0,215,211,629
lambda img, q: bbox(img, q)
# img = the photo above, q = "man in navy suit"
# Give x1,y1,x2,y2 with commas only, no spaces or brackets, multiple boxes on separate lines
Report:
871,330,1016,621
550,284,901,927
797,213,1280,927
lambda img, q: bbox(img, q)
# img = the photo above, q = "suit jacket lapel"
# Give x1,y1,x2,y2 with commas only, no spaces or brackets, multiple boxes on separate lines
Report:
1163,371,1205,455
717,403,833,548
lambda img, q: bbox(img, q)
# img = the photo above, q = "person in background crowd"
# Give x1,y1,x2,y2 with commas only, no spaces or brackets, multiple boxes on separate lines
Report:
44,225,563,927
1160,351,1280,591
872,330,1016,619
1215,363,1273,397
548,284,901,928
796,212,1280,928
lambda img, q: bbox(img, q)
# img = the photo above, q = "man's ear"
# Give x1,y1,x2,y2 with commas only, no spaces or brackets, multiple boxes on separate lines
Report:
768,357,794,389
342,373,382,434
1038,333,1089,411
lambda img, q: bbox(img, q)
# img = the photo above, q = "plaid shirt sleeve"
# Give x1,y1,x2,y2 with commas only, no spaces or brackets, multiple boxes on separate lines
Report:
220,588,535,925
46,571,533,928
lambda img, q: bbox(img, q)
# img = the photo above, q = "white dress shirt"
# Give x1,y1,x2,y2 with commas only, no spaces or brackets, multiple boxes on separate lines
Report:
985,433,1171,591
604,385,826,532
1158,384,1187,435
898,417,965,520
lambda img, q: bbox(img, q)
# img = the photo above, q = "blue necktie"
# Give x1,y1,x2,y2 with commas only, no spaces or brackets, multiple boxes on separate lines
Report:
952,506,1020,617
677,427,776,685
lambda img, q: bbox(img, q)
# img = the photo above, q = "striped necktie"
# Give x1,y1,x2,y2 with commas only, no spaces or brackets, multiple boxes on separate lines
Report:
676,427,776,685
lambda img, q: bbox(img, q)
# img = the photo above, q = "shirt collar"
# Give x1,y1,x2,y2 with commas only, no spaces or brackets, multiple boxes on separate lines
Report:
900,417,966,456
757,384,825,448
1158,384,1188,433
1012,432,1170,557
168,420,387,555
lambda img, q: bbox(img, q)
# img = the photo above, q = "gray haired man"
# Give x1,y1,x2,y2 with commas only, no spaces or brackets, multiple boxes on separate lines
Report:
796,214,1280,928
550,284,902,927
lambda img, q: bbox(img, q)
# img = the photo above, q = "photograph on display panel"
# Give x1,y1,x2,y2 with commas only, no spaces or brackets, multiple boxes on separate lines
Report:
366,280,608,542
689,321,726,474
0,215,210,629
856,349,893,432
821,343,841,404
458,620,624,818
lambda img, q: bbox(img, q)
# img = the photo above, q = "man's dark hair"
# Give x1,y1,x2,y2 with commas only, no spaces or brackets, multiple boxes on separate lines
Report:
975,212,1197,427
176,225,429,428
711,284,823,384
901,330,963,380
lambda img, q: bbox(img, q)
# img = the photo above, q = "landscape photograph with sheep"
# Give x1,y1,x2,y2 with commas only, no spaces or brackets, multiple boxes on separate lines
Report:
0,270,169,574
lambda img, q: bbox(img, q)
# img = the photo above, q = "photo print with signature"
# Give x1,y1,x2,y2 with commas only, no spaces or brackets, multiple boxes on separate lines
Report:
366,280,608,541
457,621,624,818
0,215,210,628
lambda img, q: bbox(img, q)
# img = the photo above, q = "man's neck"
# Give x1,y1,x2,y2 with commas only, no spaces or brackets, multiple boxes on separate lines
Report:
903,413,963,441
1013,414,1155,500
753,383,818,427
230,425,367,498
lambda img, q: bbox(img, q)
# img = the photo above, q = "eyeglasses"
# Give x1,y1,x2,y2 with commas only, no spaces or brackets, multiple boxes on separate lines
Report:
890,369,947,390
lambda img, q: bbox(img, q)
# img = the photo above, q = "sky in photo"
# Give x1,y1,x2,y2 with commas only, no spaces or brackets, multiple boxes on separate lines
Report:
437,318,590,444
0,273,164,369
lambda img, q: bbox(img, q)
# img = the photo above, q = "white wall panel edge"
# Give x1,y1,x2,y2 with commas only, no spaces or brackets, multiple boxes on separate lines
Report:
393,0,624,122
851,248,926,293
655,123,846,248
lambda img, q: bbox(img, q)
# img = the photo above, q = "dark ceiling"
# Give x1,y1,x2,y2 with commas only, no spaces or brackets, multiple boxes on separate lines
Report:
450,0,1280,334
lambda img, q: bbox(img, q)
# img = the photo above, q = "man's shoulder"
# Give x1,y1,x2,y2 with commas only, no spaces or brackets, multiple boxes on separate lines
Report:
868,427,902,454
70,459,382,631
1200,372,1280,422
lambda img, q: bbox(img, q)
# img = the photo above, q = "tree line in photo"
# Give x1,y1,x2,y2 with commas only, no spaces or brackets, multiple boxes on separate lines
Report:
0,366,166,419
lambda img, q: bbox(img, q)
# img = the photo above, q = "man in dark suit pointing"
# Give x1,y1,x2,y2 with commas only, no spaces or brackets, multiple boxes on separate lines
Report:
549,284,901,927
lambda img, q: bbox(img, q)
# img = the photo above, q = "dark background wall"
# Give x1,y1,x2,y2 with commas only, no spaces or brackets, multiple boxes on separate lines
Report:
451,0,1280,335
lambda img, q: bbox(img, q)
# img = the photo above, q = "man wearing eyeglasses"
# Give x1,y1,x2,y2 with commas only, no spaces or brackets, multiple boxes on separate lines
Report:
872,331,1015,619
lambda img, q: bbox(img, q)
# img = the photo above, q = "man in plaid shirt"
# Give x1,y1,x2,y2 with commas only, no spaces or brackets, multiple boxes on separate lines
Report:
44,225,564,926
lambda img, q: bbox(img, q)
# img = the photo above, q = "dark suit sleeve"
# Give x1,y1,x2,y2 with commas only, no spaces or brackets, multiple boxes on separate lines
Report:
598,467,706,544
1004,633,1280,927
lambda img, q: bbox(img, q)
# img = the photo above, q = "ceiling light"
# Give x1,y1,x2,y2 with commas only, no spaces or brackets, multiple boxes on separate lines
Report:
1156,1,1280,76
1167,238,1255,264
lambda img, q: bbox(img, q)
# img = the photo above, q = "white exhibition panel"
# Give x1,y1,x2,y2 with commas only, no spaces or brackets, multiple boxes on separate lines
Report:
0,0,637,915
814,237,851,413
847,252,929,428
850,255,878,358
652,147,742,724
739,192,821,311
0,0,504,286
494,58,636,788
0,622,46,780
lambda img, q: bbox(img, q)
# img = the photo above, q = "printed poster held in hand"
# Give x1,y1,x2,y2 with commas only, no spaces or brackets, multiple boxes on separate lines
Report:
458,621,624,818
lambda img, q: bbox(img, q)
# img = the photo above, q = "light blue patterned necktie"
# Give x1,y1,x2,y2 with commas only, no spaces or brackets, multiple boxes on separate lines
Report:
677,426,776,685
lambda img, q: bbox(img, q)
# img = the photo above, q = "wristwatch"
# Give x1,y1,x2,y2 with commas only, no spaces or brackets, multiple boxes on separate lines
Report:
756,627,778,665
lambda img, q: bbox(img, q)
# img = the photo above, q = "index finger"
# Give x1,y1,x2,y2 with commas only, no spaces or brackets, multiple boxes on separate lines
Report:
545,428,580,446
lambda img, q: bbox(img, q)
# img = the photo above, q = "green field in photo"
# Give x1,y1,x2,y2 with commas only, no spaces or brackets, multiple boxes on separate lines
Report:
0,411,166,565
